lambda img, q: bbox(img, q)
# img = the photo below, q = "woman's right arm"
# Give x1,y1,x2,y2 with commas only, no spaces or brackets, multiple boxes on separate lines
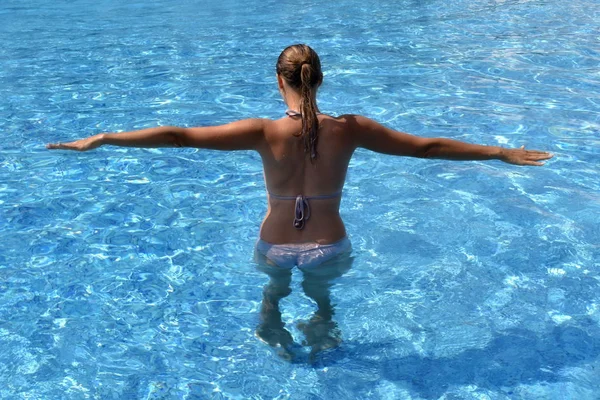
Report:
349,115,553,166
46,119,267,152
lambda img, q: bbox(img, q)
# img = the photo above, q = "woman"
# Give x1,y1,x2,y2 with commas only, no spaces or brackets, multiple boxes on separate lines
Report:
48,44,552,360
47,44,552,267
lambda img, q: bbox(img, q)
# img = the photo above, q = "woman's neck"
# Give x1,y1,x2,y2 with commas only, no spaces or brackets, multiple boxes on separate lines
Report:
283,92,318,113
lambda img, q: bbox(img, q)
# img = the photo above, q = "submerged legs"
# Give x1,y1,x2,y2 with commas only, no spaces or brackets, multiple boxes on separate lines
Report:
255,250,353,362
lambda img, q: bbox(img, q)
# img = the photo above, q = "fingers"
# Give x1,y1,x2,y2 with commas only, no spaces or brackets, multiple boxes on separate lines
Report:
524,152,553,166
525,151,553,161
518,146,553,156
522,155,552,166
534,153,553,160
517,147,554,165
46,143,70,150
506,147,553,166
46,142,81,151
525,149,552,156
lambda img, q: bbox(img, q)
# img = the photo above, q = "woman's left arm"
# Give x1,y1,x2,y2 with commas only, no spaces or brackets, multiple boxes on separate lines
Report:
46,119,267,152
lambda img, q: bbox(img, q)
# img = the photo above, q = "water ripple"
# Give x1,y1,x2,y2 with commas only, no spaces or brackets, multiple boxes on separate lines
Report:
1,0,600,398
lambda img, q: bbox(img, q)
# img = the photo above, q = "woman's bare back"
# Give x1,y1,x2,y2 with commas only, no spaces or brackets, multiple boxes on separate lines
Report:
258,114,356,244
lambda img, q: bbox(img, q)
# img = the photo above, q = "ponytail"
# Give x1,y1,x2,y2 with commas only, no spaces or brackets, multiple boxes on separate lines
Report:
300,63,319,161
276,44,323,162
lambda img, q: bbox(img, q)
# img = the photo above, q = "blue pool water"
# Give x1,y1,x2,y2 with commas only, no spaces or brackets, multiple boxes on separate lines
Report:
1,0,600,398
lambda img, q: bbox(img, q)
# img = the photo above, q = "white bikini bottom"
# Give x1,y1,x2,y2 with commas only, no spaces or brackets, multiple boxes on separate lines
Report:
255,237,351,269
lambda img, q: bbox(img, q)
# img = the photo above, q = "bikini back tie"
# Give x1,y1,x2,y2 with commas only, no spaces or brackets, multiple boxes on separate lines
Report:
271,110,334,229
269,191,342,230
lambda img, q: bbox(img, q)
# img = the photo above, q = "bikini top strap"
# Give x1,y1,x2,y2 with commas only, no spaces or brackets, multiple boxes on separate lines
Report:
268,191,342,200
304,191,342,200
285,109,301,117
268,192,297,200
285,109,321,117
268,191,342,230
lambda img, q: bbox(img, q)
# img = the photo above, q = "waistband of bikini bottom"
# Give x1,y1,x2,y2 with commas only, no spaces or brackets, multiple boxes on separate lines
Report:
256,236,350,249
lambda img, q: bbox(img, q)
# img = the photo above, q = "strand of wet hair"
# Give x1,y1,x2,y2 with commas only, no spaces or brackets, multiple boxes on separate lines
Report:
300,63,319,161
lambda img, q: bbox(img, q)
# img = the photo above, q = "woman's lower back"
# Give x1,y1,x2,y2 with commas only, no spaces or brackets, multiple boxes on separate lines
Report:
259,199,347,244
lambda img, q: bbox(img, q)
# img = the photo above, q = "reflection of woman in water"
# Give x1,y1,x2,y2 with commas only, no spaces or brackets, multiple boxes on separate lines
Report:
48,44,553,360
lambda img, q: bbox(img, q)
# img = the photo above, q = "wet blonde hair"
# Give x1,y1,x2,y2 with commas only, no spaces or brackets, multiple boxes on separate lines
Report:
276,44,323,160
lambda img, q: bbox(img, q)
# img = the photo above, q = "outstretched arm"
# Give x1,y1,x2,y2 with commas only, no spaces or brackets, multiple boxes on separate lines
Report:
46,119,266,152
349,115,553,166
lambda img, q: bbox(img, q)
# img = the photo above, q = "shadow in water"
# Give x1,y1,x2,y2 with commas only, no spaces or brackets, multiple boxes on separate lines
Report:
382,320,600,398
313,317,600,398
255,252,353,363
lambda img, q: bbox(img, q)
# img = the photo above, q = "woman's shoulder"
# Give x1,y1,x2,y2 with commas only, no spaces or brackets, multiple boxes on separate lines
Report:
319,113,375,131
261,113,376,134
320,113,370,122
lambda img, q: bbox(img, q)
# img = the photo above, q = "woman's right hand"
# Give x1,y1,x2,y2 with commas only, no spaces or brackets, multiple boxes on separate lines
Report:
46,134,104,151
500,146,553,166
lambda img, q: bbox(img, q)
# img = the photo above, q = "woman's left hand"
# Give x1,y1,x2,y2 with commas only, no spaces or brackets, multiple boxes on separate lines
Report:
500,145,554,166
